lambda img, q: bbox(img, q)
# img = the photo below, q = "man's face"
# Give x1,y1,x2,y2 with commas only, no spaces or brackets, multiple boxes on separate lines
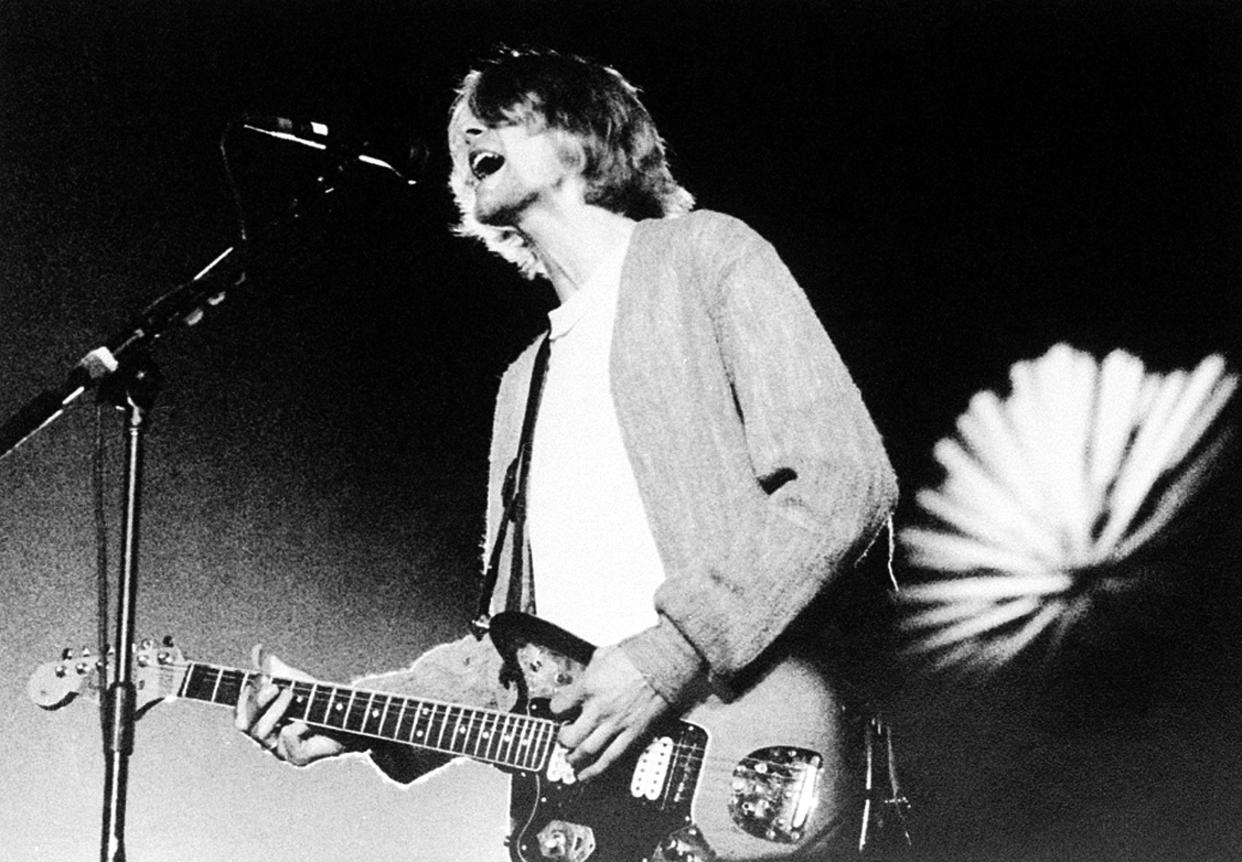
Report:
448,102,577,227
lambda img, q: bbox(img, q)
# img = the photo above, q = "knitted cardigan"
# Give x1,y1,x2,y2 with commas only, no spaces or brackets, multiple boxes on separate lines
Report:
483,209,898,705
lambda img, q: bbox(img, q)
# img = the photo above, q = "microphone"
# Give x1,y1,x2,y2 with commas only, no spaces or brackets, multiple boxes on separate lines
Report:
238,115,427,185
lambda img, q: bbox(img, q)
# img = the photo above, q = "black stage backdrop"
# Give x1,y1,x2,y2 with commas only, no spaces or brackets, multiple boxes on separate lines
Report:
2,2,1240,860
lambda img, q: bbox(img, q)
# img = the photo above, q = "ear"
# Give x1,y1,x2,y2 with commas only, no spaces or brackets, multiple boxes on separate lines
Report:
553,132,588,177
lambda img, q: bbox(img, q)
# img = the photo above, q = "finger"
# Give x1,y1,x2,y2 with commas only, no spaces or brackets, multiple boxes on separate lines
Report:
236,675,279,730
279,722,345,767
563,720,618,769
555,702,600,752
234,678,256,730
234,671,275,730
274,721,307,764
251,684,294,742
548,682,584,717
236,644,270,731
254,643,313,683
577,728,638,782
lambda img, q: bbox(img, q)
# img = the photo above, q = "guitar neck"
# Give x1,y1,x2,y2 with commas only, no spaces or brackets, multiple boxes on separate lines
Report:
174,662,557,772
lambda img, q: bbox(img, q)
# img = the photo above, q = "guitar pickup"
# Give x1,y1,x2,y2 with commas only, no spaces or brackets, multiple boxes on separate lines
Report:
630,735,674,801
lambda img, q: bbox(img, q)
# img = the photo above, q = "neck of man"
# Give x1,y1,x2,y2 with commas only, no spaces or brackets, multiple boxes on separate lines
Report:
517,181,636,304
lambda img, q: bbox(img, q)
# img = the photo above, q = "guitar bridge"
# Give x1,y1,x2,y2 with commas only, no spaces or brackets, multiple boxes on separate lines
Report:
729,747,823,844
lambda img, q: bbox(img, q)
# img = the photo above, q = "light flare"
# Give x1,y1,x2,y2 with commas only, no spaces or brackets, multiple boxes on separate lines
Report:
899,344,1237,673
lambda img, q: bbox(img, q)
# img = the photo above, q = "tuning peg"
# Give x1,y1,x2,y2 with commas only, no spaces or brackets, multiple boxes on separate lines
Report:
162,635,175,647
79,647,92,658
61,648,73,661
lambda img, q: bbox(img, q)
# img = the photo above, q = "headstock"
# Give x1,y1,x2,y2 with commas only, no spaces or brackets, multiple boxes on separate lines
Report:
28,646,107,710
29,637,190,717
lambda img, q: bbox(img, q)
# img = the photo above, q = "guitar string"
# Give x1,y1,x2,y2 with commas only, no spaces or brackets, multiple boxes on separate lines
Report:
179,662,809,778
270,675,805,777
163,661,815,777
120,659,802,781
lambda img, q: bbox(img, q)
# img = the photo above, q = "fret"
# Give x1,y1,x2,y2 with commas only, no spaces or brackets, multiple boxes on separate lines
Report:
524,720,543,775
486,712,506,763
487,710,505,758
517,717,536,770
462,708,482,757
472,709,485,758
322,685,347,729
530,719,553,772
180,664,208,702
433,703,450,750
478,710,500,759
175,663,191,699
518,717,538,771
315,684,335,726
310,683,330,725
215,668,244,706
412,701,431,748
501,713,520,765
389,699,409,745
379,695,400,740
296,682,318,723
485,712,506,763
361,693,379,736
447,705,465,754
180,663,199,700
318,684,334,724
343,688,358,731
459,707,474,754
343,691,364,734
461,708,479,757
359,692,380,736
521,715,542,769
396,700,418,744
454,706,472,754
509,713,525,764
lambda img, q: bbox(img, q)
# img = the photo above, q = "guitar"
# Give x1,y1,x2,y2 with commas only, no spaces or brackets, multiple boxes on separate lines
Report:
29,613,855,862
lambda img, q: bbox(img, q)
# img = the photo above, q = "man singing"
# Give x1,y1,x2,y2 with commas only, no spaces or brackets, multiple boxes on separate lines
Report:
237,47,898,859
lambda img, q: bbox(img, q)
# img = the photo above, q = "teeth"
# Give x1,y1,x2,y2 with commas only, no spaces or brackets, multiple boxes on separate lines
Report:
470,151,504,179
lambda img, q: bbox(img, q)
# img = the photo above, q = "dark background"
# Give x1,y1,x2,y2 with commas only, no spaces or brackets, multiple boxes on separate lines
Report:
2,1,1240,860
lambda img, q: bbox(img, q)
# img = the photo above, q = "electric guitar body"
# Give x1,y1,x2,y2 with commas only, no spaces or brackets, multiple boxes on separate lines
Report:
489,613,856,862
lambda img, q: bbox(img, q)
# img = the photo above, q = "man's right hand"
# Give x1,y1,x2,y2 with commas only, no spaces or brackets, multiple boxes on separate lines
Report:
233,646,354,767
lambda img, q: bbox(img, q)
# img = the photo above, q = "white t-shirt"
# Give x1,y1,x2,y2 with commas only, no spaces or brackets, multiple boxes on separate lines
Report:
527,237,666,646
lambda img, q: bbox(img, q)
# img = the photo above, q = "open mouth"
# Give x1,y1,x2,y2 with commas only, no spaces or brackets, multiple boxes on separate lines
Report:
470,151,505,180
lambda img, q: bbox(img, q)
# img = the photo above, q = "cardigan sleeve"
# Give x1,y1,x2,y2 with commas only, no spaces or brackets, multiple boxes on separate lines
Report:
620,219,898,702
351,633,513,784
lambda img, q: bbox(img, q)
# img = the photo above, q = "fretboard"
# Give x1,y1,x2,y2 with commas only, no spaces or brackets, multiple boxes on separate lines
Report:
175,662,556,772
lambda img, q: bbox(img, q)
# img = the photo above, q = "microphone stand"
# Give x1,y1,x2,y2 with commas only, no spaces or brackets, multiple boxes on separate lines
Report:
1,239,242,862
0,121,420,862
0,245,240,461
97,349,160,862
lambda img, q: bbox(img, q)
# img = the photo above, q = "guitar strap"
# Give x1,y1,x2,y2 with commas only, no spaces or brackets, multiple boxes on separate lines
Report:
472,333,551,638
